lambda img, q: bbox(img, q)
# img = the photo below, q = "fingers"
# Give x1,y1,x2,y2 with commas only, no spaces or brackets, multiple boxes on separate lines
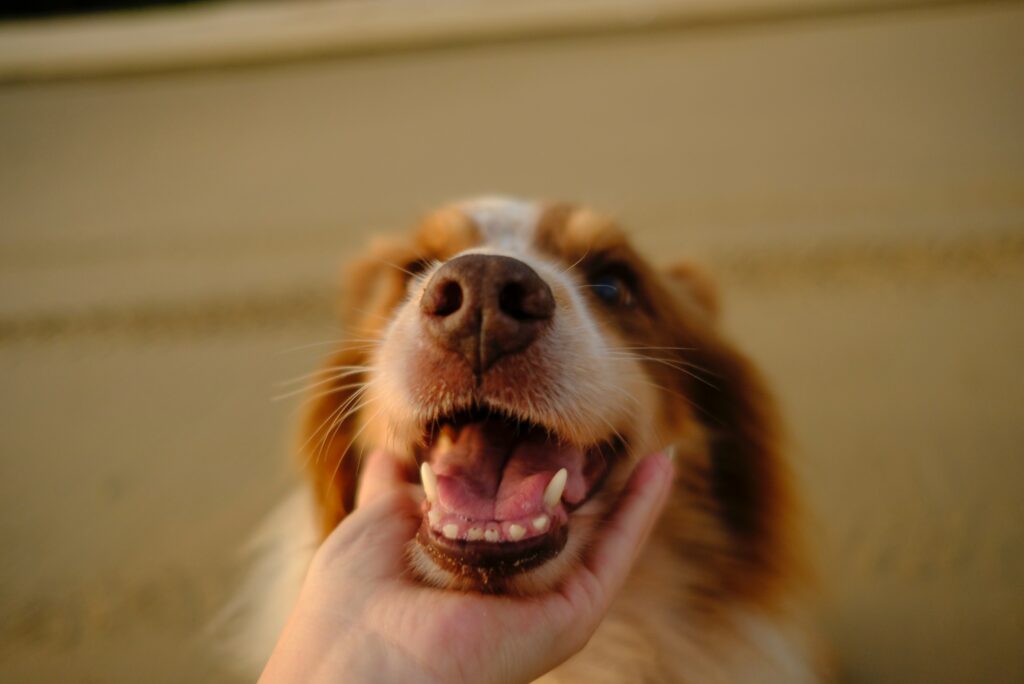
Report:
587,451,674,596
318,490,421,580
355,448,409,508
314,450,422,577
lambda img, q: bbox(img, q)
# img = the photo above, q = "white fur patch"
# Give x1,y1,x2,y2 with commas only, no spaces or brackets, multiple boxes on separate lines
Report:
729,607,820,683
210,489,316,678
457,196,540,251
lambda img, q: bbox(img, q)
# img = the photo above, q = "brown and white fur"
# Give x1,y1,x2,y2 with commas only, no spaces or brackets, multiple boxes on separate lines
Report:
225,197,826,683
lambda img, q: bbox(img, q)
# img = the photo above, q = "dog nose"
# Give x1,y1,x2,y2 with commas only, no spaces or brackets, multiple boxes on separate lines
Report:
420,254,555,373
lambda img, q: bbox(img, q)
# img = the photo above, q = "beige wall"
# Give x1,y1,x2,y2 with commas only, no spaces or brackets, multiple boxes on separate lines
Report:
1,1,1022,681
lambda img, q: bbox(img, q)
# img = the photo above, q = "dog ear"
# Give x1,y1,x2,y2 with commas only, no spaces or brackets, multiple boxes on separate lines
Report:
657,268,799,601
337,237,422,326
300,240,419,537
691,334,794,590
663,260,721,324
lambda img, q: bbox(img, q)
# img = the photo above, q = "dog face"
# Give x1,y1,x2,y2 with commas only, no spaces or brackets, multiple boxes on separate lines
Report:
302,198,792,598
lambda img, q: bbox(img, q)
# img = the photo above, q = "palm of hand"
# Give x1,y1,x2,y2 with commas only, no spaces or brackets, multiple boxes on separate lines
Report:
263,451,671,684
311,491,607,684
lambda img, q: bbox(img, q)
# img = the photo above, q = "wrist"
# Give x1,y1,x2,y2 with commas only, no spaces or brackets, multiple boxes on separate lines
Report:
329,630,441,684
262,612,441,684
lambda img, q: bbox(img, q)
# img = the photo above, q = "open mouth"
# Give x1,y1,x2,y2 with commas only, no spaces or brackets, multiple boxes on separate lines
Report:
415,406,621,585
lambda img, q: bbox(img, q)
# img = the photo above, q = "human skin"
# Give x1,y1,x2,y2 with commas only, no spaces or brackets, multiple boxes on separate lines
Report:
260,448,674,684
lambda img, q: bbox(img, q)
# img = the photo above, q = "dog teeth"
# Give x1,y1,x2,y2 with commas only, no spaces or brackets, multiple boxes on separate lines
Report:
543,468,568,509
420,462,438,504
434,519,549,542
434,431,454,454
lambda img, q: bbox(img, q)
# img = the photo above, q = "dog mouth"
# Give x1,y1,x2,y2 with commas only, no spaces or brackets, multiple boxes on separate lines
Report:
415,406,621,584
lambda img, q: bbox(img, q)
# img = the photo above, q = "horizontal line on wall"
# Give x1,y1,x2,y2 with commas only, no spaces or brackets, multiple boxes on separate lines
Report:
0,286,337,346
712,231,1024,287
2,232,1021,346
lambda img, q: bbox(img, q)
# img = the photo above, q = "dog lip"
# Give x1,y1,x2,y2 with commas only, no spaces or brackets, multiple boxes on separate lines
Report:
416,520,569,581
422,403,549,442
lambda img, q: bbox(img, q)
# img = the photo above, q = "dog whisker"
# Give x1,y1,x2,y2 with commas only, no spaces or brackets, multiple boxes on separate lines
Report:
298,384,373,465
310,394,376,468
274,380,368,405
560,246,592,275
605,352,720,389
376,258,422,279
325,405,385,488
348,306,409,325
610,345,700,352
276,338,379,354
277,365,372,389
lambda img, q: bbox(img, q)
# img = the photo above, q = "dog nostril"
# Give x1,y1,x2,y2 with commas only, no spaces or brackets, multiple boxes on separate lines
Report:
430,280,464,317
499,280,554,321
498,282,529,320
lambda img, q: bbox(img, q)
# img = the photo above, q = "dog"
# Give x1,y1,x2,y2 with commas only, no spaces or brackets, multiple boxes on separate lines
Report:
227,197,826,682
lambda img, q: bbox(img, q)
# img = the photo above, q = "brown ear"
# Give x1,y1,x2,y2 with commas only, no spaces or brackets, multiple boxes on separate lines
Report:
664,260,721,323
656,276,799,601
690,334,795,594
336,237,421,325
300,240,420,537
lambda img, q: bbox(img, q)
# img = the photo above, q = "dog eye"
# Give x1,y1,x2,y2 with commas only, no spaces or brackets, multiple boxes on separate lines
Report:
402,259,430,278
589,271,634,307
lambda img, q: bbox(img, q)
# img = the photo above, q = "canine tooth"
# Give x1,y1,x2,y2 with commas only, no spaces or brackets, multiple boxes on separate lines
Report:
467,527,484,541
442,524,459,540
532,515,549,532
420,462,438,504
484,529,500,543
435,431,454,454
428,509,442,526
508,524,525,541
543,468,568,509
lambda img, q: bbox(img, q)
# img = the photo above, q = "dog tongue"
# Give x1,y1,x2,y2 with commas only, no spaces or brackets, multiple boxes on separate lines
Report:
430,419,586,521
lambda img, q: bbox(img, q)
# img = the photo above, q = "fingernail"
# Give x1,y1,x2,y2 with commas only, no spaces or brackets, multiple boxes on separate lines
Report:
665,445,676,462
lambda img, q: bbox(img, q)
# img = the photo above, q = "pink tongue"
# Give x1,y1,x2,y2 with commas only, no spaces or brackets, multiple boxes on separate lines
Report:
431,421,586,521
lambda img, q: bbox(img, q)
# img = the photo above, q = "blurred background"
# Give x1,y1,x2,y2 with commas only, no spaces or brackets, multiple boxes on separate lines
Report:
1,0,1022,681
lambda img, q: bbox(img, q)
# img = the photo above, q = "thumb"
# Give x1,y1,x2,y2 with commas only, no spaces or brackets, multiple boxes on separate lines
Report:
585,451,674,598
316,450,422,577
355,448,412,507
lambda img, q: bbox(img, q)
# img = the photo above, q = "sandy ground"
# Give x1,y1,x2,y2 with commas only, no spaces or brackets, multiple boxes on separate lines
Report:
1,2,1022,681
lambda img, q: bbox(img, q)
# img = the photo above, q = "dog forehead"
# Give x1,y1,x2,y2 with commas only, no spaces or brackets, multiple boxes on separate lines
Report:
457,196,540,254
418,198,630,268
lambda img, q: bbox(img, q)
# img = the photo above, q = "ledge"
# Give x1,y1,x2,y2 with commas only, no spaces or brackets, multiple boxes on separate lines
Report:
0,0,961,82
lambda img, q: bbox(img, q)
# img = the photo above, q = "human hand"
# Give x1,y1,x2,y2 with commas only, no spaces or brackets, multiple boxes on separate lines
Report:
260,447,674,684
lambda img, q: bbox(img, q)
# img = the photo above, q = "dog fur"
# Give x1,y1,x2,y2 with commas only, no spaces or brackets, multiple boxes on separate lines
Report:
227,197,826,682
